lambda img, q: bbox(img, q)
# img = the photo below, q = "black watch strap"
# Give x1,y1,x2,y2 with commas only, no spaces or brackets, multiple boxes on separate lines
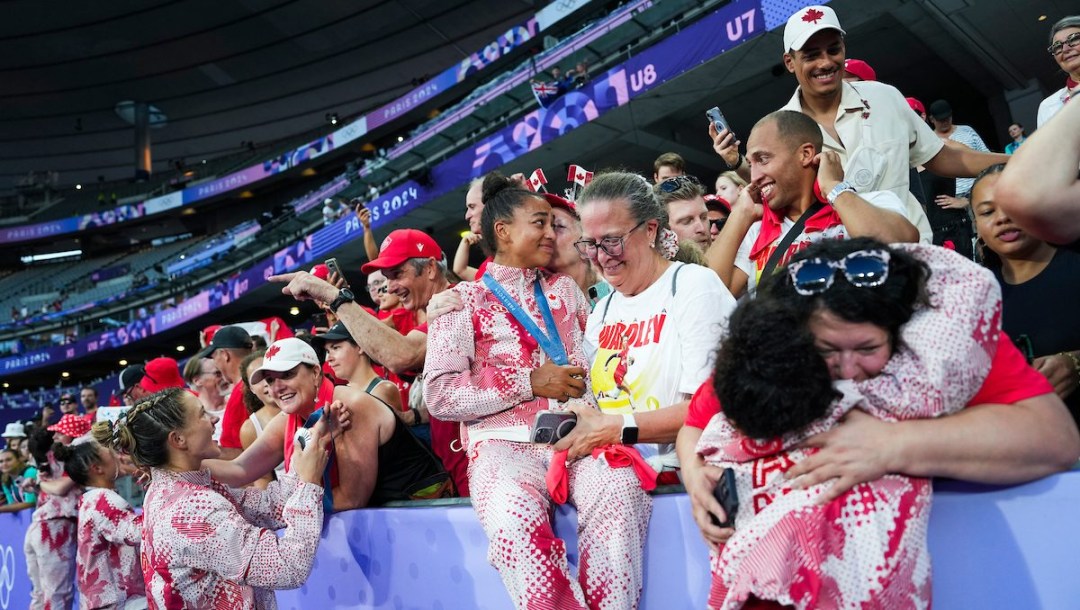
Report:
329,288,355,313
620,413,639,444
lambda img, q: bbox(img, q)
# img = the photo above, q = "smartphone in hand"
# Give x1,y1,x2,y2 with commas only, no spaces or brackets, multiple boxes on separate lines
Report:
324,257,350,289
709,467,739,528
706,106,731,135
530,410,578,444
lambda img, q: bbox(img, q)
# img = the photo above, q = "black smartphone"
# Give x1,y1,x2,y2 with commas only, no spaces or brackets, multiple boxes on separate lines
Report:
709,467,739,528
324,257,350,289
705,106,730,134
530,410,578,444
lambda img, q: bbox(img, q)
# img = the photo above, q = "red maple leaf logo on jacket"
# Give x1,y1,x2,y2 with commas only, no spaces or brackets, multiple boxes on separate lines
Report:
802,8,824,23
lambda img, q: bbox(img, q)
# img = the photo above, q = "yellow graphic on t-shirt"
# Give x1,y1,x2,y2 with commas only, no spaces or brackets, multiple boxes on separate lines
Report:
591,312,667,414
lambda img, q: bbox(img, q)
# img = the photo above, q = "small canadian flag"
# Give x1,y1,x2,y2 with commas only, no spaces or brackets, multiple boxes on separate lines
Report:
525,168,548,192
567,165,593,187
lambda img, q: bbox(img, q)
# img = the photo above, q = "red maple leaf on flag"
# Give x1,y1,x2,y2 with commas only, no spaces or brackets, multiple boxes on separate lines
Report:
266,345,281,360
802,8,824,24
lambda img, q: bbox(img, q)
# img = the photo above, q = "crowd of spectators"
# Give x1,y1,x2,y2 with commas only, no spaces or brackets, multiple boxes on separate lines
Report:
3,6,1080,610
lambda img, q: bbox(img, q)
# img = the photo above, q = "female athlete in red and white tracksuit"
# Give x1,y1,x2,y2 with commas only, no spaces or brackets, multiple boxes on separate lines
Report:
425,263,652,610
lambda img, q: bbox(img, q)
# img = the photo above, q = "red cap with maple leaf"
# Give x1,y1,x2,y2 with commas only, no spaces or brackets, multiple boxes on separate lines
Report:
784,5,845,52
361,229,443,275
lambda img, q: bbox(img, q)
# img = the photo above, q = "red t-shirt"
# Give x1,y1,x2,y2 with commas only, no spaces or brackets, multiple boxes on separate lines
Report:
684,331,1055,430
218,382,248,449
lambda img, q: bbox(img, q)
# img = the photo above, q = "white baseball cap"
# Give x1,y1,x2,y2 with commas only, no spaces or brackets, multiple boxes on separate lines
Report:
250,338,320,384
784,5,845,52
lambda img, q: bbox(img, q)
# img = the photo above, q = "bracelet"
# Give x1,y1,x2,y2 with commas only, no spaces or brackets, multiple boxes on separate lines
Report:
1059,351,1080,381
726,154,744,171
409,406,421,426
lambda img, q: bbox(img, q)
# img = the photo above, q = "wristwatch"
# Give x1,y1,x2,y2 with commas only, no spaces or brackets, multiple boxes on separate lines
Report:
621,413,639,445
826,181,856,204
328,288,355,313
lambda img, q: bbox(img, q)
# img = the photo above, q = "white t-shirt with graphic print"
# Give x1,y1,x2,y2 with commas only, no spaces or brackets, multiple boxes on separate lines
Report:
584,262,735,468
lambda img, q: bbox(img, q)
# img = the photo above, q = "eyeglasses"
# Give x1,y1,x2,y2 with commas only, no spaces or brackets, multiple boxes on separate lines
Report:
59,398,75,404
658,175,701,193
709,217,727,233
1048,32,1080,56
573,220,648,259
787,250,891,296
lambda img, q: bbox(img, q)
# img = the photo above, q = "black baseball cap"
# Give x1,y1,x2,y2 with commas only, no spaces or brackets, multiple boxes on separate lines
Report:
198,326,254,358
118,365,146,392
928,99,953,120
312,322,354,348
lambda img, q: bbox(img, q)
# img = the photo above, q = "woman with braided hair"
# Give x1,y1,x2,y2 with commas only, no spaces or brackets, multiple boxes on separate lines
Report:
54,437,145,609
97,387,333,610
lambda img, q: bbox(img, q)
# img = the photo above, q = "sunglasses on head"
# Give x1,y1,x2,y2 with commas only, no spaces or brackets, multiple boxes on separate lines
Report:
787,250,890,296
658,175,701,193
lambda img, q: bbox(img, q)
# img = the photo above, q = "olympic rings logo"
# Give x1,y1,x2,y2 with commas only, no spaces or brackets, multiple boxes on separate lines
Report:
0,544,15,610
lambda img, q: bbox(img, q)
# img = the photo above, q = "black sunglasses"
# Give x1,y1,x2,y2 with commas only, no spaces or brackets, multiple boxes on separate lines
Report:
658,175,702,193
709,217,727,232
787,250,891,295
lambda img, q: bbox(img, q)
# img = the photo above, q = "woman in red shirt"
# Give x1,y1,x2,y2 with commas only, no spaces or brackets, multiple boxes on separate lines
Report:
676,238,1079,609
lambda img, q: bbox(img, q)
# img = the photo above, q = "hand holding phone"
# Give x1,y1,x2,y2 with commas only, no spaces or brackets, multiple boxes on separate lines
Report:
530,410,578,444
709,467,739,528
324,257,350,289
706,106,731,135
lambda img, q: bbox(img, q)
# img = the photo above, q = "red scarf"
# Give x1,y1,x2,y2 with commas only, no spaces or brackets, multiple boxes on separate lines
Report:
749,181,843,261
546,446,657,504
1066,77,1079,104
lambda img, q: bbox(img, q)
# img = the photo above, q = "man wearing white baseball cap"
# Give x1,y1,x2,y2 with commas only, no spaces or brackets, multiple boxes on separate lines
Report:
772,5,1006,244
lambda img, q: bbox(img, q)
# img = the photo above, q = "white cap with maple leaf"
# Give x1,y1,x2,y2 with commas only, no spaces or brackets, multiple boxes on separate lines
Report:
784,5,845,52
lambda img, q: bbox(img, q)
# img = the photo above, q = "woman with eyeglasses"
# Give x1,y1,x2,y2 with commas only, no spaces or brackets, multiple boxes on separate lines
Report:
972,164,1080,424
554,171,735,479
676,238,1079,608
424,173,652,610
1037,16,1080,127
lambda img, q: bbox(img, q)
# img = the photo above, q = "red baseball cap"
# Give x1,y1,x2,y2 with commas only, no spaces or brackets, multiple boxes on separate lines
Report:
906,97,926,115
140,357,186,393
704,194,731,213
361,229,443,274
844,58,876,82
543,193,579,218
